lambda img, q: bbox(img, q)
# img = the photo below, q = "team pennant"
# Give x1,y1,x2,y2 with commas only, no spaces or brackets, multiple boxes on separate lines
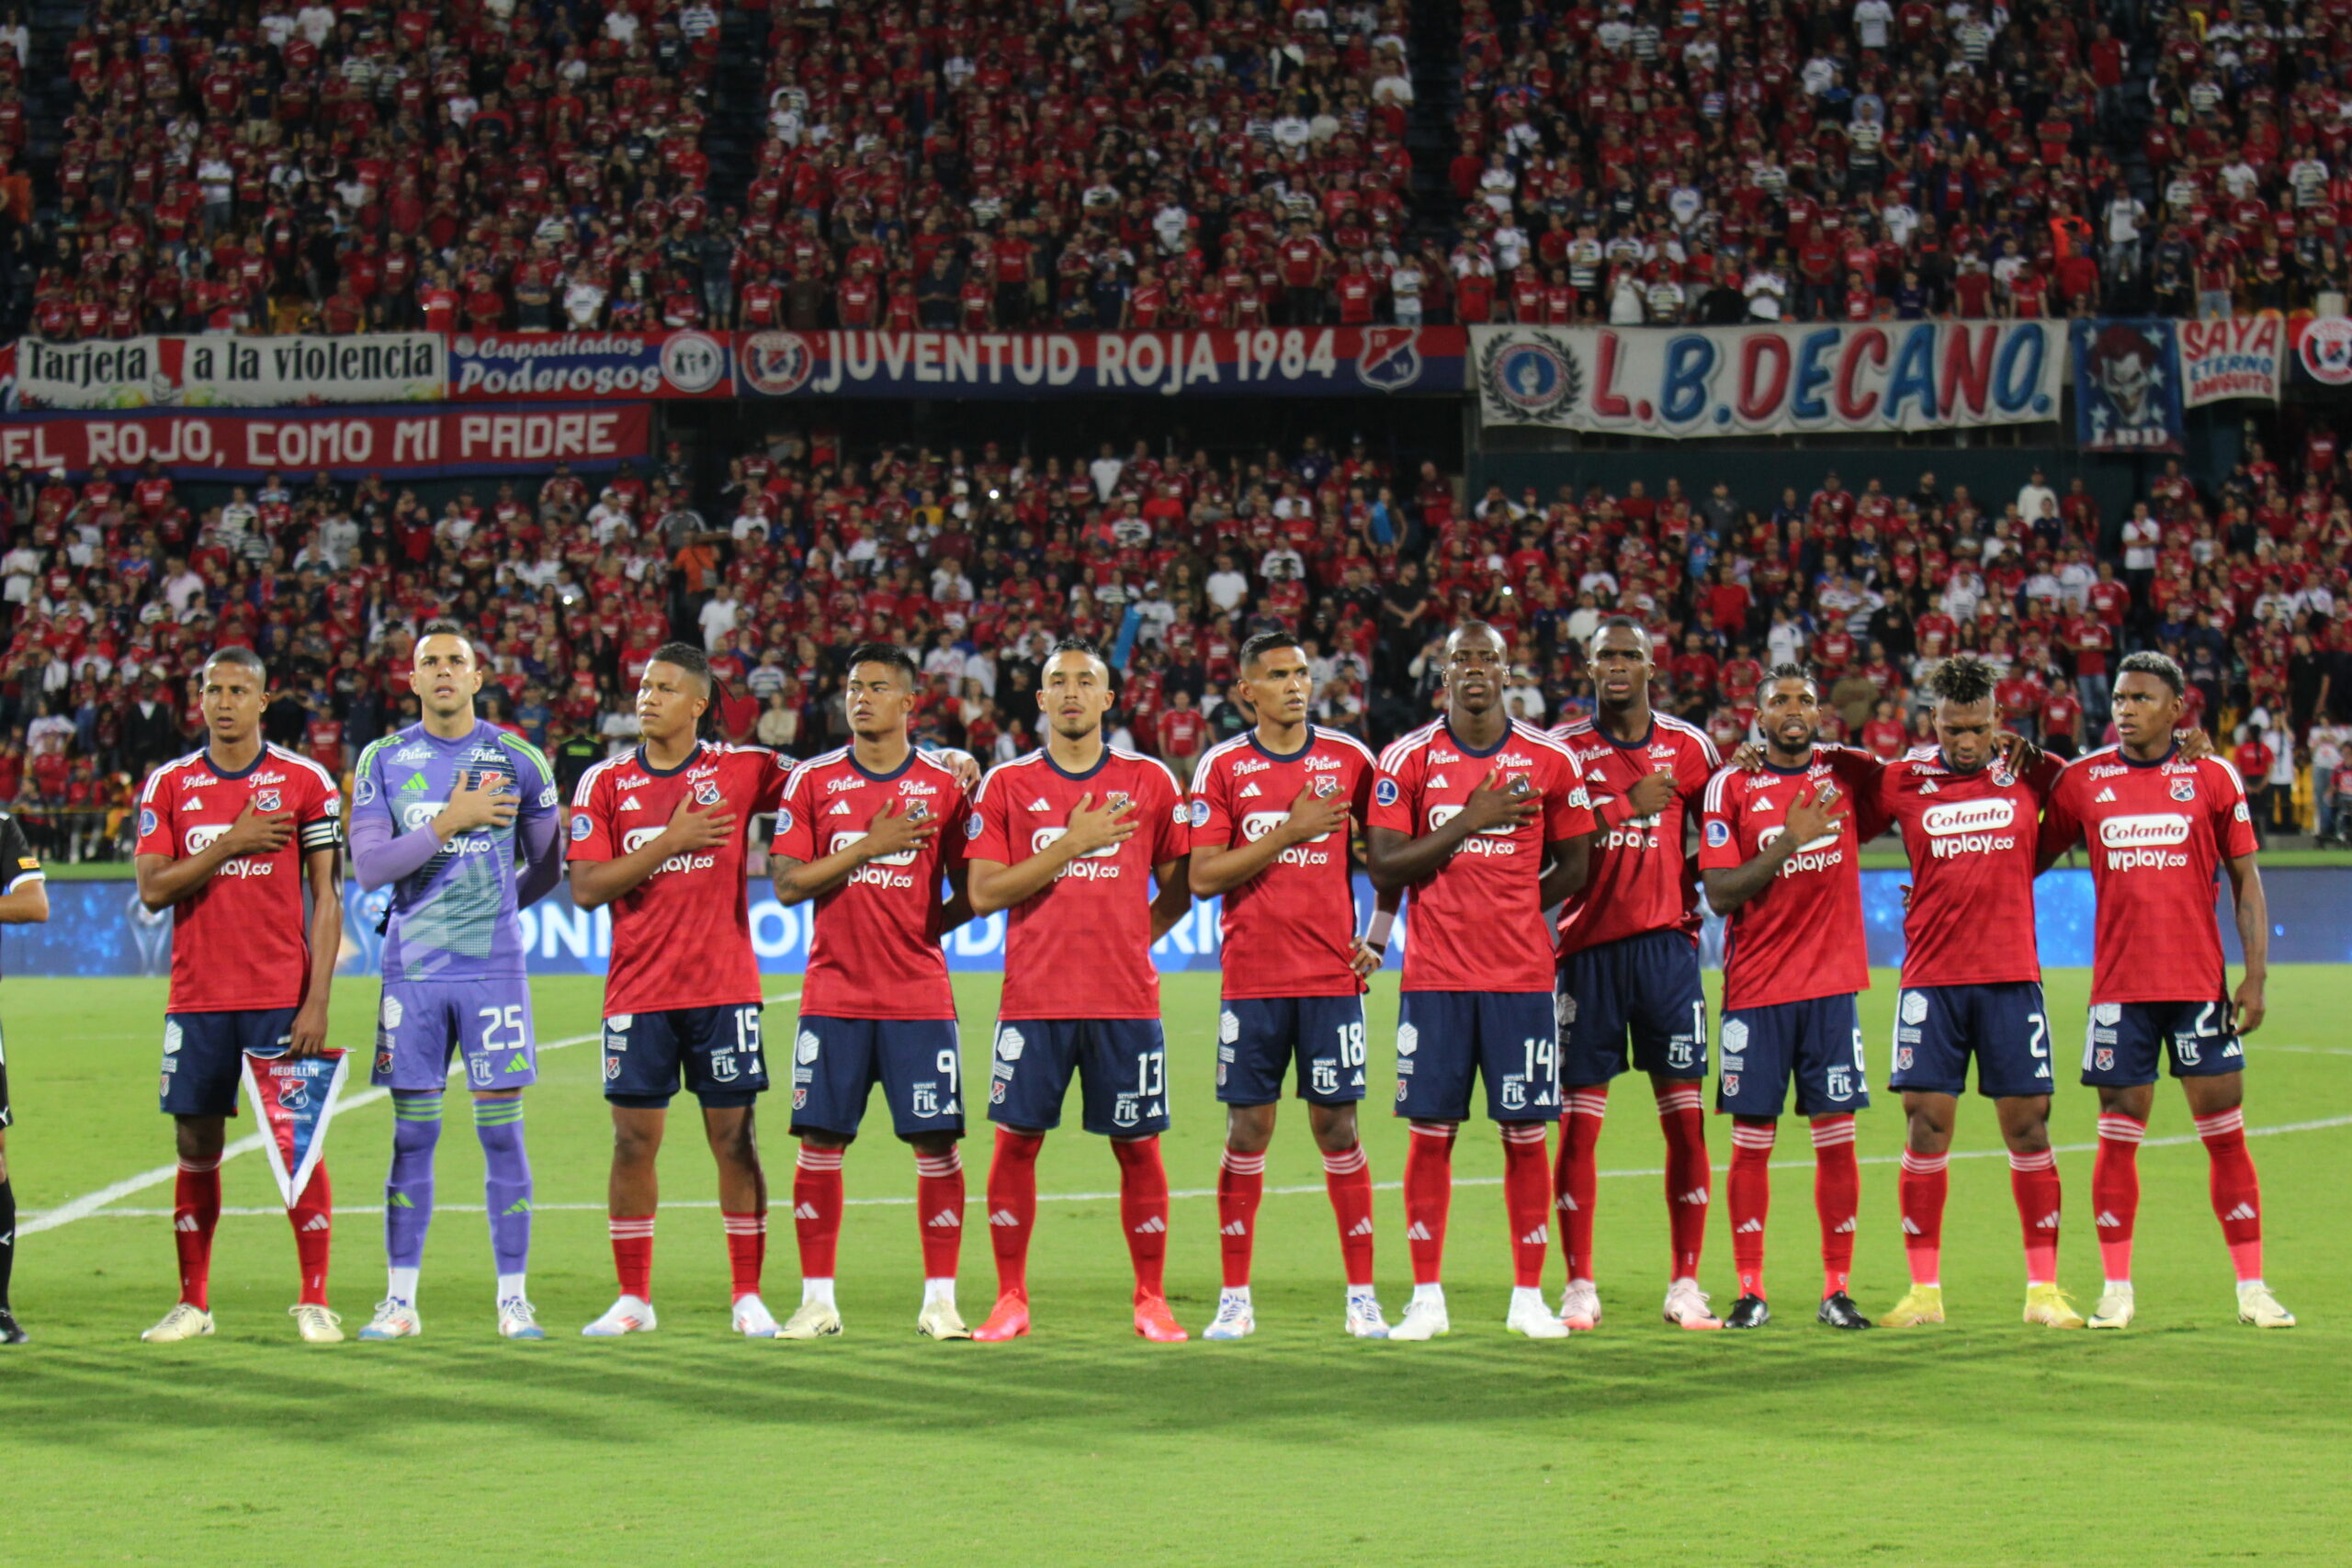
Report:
240,1048,353,1208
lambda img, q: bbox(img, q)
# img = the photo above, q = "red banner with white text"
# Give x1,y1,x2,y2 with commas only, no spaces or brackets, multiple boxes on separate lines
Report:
0,402,650,479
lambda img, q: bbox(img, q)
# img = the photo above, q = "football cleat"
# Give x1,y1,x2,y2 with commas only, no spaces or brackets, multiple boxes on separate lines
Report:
973,1292,1031,1342
1134,1294,1189,1343
140,1303,215,1343
1882,1284,1946,1327
916,1298,972,1340
2086,1284,2135,1330
775,1300,844,1340
1507,1288,1571,1339
356,1299,422,1341
1816,1292,1873,1330
1342,1290,1391,1339
2236,1282,2296,1329
2023,1283,2086,1329
497,1296,547,1341
1557,1280,1602,1332
732,1296,781,1337
0,1308,28,1345
1201,1291,1255,1341
1389,1290,1451,1342
582,1295,659,1337
289,1303,345,1344
1662,1278,1722,1331
1724,1293,1772,1330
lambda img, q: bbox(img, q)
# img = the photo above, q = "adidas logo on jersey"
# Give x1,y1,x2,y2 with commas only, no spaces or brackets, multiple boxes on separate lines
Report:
1238,783,1261,798
1132,1216,1166,1235
828,800,854,816
1220,1220,1247,1235
925,1209,962,1229
617,795,642,811
1028,797,1051,810
2223,1201,2258,1223
2096,787,2118,803
989,1209,1021,1228
1406,1221,1432,1241
1919,779,1939,795
1428,773,1449,789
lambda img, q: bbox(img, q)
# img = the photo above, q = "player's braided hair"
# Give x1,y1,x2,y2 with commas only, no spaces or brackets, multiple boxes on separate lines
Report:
1926,653,1996,706
650,640,713,694
2118,649,2186,696
845,641,920,688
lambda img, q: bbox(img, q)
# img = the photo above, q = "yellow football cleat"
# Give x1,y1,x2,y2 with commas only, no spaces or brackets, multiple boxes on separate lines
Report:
775,1300,843,1340
1881,1284,1945,1326
2023,1283,2086,1329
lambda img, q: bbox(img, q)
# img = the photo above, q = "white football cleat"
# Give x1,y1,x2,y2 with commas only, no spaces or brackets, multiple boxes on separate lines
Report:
1507,1286,1571,1339
582,1295,658,1337
1557,1280,1602,1331
356,1299,422,1341
2237,1282,2296,1328
915,1298,971,1340
1389,1288,1450,1341
288,1303,344,1344
140,1303,215,1343
497,1296,547,1340
775,1299,843,1339
2086,1284,2135,1330
732,1296,781,1337
1662,1278,1723,1330
1343,1290,1391,1339
1201,1290,1256,1341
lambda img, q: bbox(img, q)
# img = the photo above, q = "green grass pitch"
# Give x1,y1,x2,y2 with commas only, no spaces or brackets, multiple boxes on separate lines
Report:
3,969,2347,1566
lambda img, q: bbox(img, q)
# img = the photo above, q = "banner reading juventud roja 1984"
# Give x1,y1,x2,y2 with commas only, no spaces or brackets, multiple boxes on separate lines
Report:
1471,321,2063,436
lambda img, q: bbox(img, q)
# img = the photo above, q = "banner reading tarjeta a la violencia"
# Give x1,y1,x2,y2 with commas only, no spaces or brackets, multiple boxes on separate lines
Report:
17,333,445,409
1471,320,2064,435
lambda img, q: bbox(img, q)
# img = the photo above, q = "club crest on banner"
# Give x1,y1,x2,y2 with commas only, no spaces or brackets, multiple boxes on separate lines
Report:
239,1047,352,1208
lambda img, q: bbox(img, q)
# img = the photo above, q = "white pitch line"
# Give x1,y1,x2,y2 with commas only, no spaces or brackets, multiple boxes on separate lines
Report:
59,1111,2352,1220
19,988,800,1236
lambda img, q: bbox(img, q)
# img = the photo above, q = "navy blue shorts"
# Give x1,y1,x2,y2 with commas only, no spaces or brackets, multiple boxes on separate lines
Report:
1889,982,2054,1100
1556,930,1709,1087
1716,995,1870,1118
605,1005,769,1110
2082,998,2245,1088
160,1008,298,1117
790,1015,964,1137
1393,990,1560,1123
1217,995,1368,1105
987,1018,1168,1137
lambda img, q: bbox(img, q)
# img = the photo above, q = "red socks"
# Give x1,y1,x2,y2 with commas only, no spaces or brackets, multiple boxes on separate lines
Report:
1500,1122,1552,1289
2093,1111,2143,1281
1656,1082,1711,1280
610,1213,656,1299
986,1128,1043,1297
914,1147,965,1281
1555,1088,1606,1282
792,1144,844,1280
1216,1146,1266,1289
1111,1135,1170,1299
173,1156,221,1310
1402,1121,1455,1285
1898,1147,1949,1286
2007,1149,2062,1286
288,1166,332,1307
1727,1119,1775,1298
722,1211,765,1303
2195,1107,2265,1282
1812,1115,1860,1298
1322,1144,1375,1289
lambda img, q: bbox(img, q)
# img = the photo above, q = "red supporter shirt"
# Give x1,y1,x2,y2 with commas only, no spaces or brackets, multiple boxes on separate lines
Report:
1549,714,1719,953
134,744,343,1013
2037,746,2257,1005
1698,747,1887,1010
1369,719,1595,994
569,741,789,1016
769,746,970,1021
965,747,1188,1020
1189,727,1377,999
1880,747,2058,987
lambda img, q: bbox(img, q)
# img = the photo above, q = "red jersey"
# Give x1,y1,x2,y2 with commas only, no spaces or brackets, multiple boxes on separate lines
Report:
1189,727,1377,999
134,744,342,1012
1879,747,2058,987
1698,748,1887,1010
965,747,1189,1020
1369,719,1595,994
769,746,970,1021
569,741,789,1015
1549,713,1719,953
2037,745,2257,1005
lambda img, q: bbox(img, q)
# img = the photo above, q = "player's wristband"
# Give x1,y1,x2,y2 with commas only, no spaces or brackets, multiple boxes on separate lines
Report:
1364,910,1395,951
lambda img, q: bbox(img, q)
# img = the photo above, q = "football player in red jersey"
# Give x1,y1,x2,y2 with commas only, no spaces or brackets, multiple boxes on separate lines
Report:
767,646,976,1341
568,643,792,1340
1188,633,1392,1340
1699,665,1886,1331
2038,652,2292,1329
965,640,1193,1343
1366,622,1595,1343
131,649,345,1344
1548,618,1724,1333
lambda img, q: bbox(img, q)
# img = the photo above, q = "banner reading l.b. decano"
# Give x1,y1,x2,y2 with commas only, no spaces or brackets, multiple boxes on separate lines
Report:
1471,321,2064,435
0,402,650,479
17,333,445,409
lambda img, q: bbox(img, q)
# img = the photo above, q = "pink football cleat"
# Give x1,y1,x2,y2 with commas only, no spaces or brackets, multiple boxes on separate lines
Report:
973,1292,1031,1342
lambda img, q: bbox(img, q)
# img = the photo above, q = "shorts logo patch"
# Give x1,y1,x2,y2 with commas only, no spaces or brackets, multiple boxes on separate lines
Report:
2092,1002,2121,1026
1395,1021,1419,1058
795,1030,820,1065
1395,1078,1409,1102
1721,1019,1748,1054
1900,991,1928,1026
995,1026,1025,1062
1894,1047,1914,1070
1723,1072,1740,1096
608,1013,632,1031
1219,1010,1239,1044
1826,1068,1855,1101
1555,992,1577,1030
604,1055,621,1082
163,1021,184,1055
794,1087,809,1109
2095,1047,2115,1071
381,996,404,1029
375,1049,394,1076
989,1079,1007,1104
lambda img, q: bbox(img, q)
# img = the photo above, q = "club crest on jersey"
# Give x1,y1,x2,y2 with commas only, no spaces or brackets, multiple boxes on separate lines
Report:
1106,792,1132,812
691,781,722,807
2171,779,2197,802
1993,769,2016,787
1311,775,1340,797
253,789,281,812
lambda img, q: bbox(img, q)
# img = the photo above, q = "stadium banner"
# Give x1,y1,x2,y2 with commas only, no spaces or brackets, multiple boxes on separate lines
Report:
15,333,445,409
732,326,1464,398
2074,319,2185,453
238,1047,352,1208
1471,320,2064,434
2177,316,2284,404
0,401,652,479
446,330,734,401
2290,313,2352,385
17,868,2351,979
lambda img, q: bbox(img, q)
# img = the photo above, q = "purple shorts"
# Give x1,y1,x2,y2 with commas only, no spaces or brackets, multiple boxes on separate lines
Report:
373,976,537,1093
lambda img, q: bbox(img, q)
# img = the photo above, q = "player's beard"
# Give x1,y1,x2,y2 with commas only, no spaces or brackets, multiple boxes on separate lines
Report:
1049,713,1102,741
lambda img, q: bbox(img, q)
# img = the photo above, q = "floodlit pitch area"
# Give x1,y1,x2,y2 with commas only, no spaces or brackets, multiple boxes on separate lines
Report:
5,969,2347,1566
